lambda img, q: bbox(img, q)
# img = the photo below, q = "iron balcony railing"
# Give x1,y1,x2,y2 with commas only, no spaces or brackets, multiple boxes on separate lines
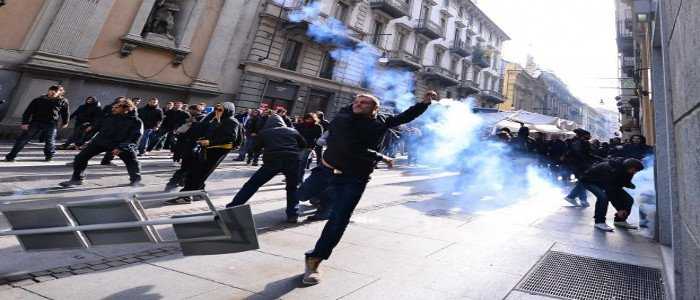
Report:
450,40,473,57
481,90,505,103
369,0,410,18
415,19,444,39
422,65,459,85
386,50,422,67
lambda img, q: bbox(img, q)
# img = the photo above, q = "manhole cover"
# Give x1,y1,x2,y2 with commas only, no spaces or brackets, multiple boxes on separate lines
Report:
517,251,664,300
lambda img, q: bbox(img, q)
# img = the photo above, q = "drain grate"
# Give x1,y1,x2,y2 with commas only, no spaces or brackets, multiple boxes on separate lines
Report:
517,251,664,300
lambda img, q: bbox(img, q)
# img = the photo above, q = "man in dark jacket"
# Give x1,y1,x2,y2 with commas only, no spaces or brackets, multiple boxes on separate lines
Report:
59,96,101,150
151,101,189,151
137,97,164,155
579,158,644,232
5,85,69,162
563,129,601,207
165,104,208,190
226,114,307,221
301,91,437,286
60,99,143,187
165,102,242,204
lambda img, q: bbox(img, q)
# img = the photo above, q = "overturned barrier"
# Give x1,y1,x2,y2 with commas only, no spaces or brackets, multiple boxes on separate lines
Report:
0,190,259,256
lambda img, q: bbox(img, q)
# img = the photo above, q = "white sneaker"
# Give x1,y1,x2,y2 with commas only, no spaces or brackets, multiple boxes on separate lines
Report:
594,223,614,232
614,221,638,229
563,197,579,206
302,256,322,286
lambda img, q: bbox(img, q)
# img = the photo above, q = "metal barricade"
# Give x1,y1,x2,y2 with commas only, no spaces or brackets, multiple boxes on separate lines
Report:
0,190,259,256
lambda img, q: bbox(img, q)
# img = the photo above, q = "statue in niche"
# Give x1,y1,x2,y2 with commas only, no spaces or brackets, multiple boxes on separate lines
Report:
144,0,180,40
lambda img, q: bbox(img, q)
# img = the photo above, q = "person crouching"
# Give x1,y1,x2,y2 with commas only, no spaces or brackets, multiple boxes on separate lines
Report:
225,114,307,223
579,157,644,232
60,99,143,187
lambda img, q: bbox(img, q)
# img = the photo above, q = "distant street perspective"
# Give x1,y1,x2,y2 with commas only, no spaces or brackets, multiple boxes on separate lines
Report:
0,0,696,299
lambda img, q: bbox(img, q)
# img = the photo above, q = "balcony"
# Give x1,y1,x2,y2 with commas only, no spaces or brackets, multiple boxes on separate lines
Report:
449,40,472,57
471,47,491,69
421,65,459,86
480,90,505,104
415,19,444,40
458,79,480,96
616,20,634,55
622,56,635,77
369,0,410,18
384,50,422,70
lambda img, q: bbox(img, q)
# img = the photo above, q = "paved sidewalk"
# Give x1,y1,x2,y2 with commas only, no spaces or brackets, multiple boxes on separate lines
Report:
0,144,664,299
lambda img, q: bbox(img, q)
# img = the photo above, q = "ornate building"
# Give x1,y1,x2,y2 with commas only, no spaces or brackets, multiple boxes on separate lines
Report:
0,0,259,135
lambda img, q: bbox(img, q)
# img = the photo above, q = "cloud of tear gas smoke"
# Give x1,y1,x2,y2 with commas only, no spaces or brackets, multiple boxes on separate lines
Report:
629,155,656,229
287,2,416,109
286,2,564,212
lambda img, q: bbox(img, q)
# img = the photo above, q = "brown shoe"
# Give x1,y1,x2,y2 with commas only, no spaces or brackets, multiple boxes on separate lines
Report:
302,256,322,286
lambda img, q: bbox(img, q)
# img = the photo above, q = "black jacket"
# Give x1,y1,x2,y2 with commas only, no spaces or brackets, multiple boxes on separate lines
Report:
565,137,599,174
254,115,306,162
323,102,430,177
295,123,323,148
190,102,242,148
162,109,190,130
579,158,636,190
138,105,164,129
70,101,101,126
22,95,70,125
92,112,143,150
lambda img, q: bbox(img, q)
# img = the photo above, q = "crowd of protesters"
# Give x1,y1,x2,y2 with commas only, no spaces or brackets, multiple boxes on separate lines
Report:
1,85,654,284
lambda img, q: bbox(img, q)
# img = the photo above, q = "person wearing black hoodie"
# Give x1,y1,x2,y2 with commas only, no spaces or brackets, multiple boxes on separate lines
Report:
579,157,644,232
226,114,307,221
59,99,143,187
301,91,437,286
563,129,601,207
165,102,242,204
59,96,101,150
5,85,69,162
137,97,164,155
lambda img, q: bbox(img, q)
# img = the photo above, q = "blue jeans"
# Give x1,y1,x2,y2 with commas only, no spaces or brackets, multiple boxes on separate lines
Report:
307,174,369,260
227,158,300,217
138,128,158,153
6,122,57,160
584,183,634,224
583,183,609,224
566,182,588,203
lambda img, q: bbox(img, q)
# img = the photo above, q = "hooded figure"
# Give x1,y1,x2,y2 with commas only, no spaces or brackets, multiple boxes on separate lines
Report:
60,96,102,149
166,102,242,204
226,113,308,223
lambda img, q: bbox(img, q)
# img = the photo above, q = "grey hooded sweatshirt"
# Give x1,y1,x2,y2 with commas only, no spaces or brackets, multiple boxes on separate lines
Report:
253,114,307,162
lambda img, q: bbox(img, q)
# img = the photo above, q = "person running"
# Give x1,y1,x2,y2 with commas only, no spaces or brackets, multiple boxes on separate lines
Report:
579,157,644,232
59,99,143,187
137,97,164,156
301,91,437,286
5,85,69,162
225,114,307,222
165,102,242,204
58,96,101,150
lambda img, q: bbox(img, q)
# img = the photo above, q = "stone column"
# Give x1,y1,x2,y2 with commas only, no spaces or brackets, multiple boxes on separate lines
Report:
26,0,116,71
190,0,245,92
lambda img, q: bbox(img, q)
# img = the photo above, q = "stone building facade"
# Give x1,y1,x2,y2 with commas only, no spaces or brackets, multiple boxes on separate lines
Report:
236,0,510,118
0,0,260,136
640,0,700,298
